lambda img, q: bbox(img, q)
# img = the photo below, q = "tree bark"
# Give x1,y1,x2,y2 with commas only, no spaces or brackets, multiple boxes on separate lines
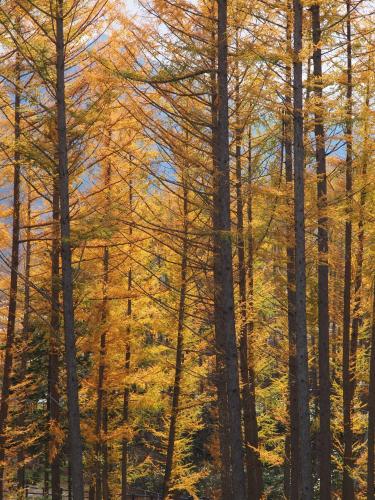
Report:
209,16,232,498
0,48,22,500
244,127,263,499
234,35,262,498
292,0,313,497
50,171,62,500
55,0,84,496
121,181,132,500
311,4,332,498
213,0,246,496
162,178,188,499
284,7,299,497
368,279,375,500
17,187,31,494
344,75,369,500
95,154,111,500
342,1,354,497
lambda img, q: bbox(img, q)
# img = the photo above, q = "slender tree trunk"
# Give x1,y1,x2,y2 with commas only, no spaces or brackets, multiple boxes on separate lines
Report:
368,279,375,500
68,461,72,500
311,5,331,498
121,181,132,500
44,453,49,497
94,257,108,500
292,0,313,497
162,179,188,499
0,49,22,500
243,126,263,499
102,403,109,500
285,109,299,500
344,77,369,500
234,35,262,498
284,7,299,497
17,188,31,494
209,17,232,498
213,0,246,496
50,172,61,500
95,156,111,500
342,2,354,497
55,1,84,496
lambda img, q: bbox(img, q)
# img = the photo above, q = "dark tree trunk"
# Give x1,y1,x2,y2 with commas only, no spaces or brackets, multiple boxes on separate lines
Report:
368,279,375,500
0,49,21,500
121,182,132,500
17,188,31,494
95,156,111,500
244,127,263,499
342,2,354,497
162,179,188,499
94,251,108,500
311,5,332,498
209,19,232,498
102,403,109,500
50,172,61,500
292,0,313,497
285,113,299,500
344,74,368,500
213,0,246,496
284,8,299,497
44,452,49,497
55,1,84,497
234,38,262,499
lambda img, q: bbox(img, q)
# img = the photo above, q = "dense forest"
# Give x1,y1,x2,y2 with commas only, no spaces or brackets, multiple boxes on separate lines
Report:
0,0,373,498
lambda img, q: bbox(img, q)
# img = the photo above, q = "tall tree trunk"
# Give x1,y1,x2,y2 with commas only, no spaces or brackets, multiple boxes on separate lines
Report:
121,181,132,500
162,178,188,499
285,110,299,500
209,15,232,498
311,4,331,498
0,49,21,500
95,251,108,500
234,32,262,498
292,0,313,497
345,76,369,500
50,172,61,500
17,187,31,494
102,403,109,500
95,155,111,500
368,278,375,500
284,6,299,497
342,1,354,497
213,0,246,496
242,126,263,499
55,0,84,496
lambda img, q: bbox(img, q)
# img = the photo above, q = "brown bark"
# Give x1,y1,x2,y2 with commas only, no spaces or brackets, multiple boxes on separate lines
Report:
162,178,188,499
55,0,84,496
16,187,31,494
284,7,299,497
50,171,61,500
234,32,262,499
368,279,375,500
121,181,132,500
245,127,263,499
292,0,313,497
285,108,299,500
311,4,332,497
213,0,246,496
342,1,354,497
0,48,22,500
209,16,232,498
95,153,111,500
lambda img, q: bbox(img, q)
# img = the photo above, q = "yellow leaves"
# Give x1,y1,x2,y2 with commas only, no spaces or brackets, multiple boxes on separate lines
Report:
258,446,284,467
48,420,65,462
